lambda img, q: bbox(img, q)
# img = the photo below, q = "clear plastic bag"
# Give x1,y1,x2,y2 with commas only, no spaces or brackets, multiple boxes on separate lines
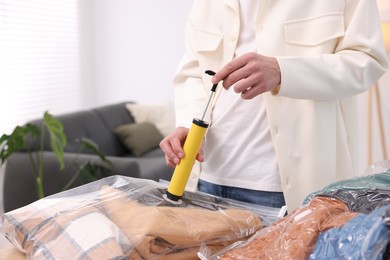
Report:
364,160,390,175
309,204,390,260
0,175,276,259
317,188,390,214
200,196,358,260
303,166,390,205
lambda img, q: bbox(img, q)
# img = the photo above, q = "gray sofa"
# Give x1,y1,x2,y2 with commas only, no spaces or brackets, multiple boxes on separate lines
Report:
3,102,174,212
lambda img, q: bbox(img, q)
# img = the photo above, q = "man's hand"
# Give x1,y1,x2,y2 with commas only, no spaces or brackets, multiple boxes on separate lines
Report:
212,52,281,99
159,127,205,168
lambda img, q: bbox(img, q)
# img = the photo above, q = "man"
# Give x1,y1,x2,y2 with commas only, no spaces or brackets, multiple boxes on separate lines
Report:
160,0,388,211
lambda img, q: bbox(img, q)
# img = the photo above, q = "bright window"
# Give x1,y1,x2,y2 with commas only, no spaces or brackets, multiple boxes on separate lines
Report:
0,0,82,134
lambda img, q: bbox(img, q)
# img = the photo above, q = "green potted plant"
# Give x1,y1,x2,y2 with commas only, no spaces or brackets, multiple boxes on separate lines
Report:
0,111,113,200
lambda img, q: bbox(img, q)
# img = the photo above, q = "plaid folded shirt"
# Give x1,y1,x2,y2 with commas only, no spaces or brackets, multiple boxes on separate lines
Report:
1,197,132,259
1,182,264,260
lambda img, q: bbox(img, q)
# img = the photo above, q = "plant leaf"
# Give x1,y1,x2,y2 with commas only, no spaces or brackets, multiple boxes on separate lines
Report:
43,112,67,169
78,137,114,167
75,162,97,184
63,161,113,191
0,124,40,164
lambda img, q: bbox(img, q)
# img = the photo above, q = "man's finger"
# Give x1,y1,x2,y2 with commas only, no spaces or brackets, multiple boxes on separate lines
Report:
212,55,248,84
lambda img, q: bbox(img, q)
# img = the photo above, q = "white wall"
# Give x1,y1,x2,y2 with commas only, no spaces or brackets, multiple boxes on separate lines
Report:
85,0,194,106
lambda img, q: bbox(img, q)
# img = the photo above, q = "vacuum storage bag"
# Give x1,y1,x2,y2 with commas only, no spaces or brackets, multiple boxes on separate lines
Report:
0,175,275,259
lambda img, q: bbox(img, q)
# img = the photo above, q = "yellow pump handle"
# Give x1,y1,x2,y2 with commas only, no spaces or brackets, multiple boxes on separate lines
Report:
166,118,208,201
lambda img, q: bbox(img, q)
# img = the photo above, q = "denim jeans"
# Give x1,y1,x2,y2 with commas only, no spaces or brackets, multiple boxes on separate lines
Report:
198,179,286,208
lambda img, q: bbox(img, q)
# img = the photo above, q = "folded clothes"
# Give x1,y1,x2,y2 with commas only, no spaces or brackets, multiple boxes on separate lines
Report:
1,197,131,259
303,168,390,204
309,204,390,259
0,176,264,259
317,188,390,214
101,186,262,259
216,196,358,260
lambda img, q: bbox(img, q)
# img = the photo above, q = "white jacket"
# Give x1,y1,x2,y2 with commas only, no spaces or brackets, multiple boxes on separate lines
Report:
173,0,388,210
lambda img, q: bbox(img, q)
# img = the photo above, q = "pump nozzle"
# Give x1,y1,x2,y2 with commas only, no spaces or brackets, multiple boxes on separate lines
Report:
204,70,218,91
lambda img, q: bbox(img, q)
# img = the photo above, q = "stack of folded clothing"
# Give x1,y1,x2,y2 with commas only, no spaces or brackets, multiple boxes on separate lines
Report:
203,168,390,259
0,176,264,259
211,196,358,259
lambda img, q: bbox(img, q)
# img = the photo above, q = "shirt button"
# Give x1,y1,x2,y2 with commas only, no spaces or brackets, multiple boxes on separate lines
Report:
230,35,237,42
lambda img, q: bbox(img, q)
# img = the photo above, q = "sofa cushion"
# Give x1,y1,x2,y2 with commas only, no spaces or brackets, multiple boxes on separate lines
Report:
125,102,175,137
93,102,135,156
3,151,141,212
26,110,118,156
93,102,135,128
114,122,164,157
59,111,122,156
26,103,135,157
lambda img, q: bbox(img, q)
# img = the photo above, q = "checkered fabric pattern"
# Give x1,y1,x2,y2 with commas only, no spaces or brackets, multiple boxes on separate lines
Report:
1,197,132,259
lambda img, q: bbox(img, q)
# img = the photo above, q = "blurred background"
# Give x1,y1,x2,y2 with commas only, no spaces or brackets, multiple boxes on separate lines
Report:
0,0,389,175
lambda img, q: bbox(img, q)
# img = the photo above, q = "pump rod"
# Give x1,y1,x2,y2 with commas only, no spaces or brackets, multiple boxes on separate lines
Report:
201,70,218,121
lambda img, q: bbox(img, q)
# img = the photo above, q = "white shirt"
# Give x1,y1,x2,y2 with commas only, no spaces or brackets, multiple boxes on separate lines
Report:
200,0,282,192
175,0,387,210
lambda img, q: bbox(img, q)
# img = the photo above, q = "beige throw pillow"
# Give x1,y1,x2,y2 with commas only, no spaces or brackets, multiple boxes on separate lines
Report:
125,103,175,137
114,122,164,156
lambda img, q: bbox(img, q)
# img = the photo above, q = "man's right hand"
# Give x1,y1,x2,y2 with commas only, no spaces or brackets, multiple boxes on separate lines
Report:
159,127,205,168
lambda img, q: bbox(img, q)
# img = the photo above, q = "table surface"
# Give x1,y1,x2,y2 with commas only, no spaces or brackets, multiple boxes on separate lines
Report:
0,234,12,248
0,234,25,259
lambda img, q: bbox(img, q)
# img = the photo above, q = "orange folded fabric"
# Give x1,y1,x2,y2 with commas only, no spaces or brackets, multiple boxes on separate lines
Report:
100,186,262,259
0,247,25,260
219,196,359,259
1,182,263,259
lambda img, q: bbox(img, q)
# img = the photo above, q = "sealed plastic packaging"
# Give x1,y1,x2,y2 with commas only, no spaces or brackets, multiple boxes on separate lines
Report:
309,204,390,259
200,196,358,260
317,188,390,214
364,160,390,175
303,167,390,205
0,175,278,259
201,165,390,260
